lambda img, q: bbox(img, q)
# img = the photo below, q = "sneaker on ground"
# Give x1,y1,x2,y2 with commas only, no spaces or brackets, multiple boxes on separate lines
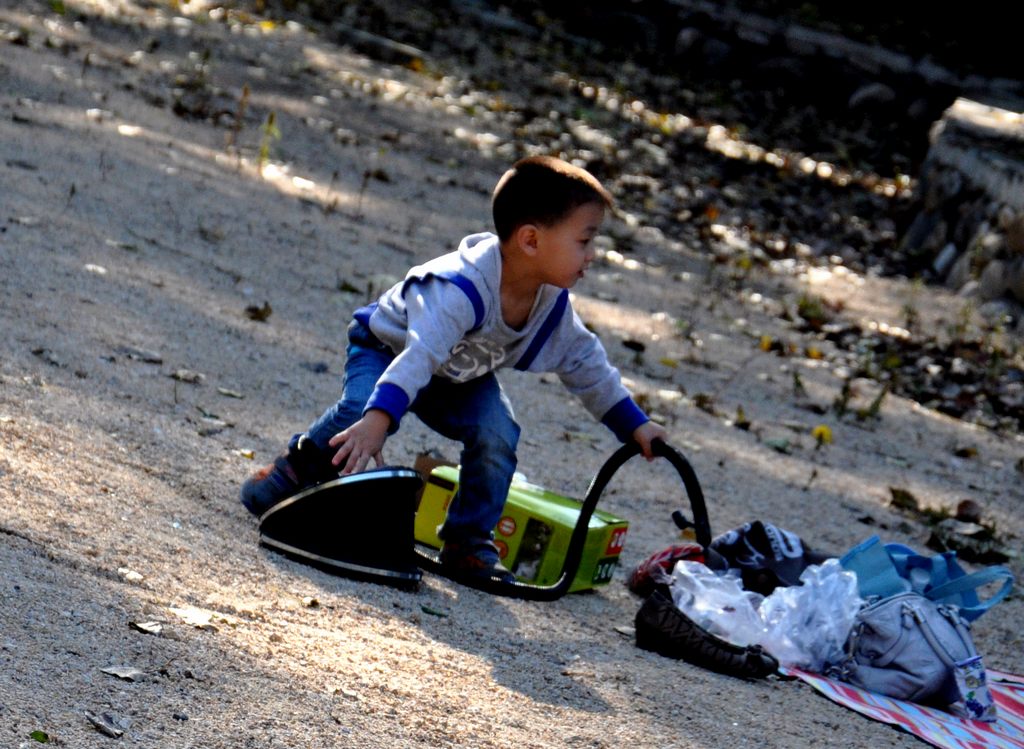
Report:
440,539,516,584
239,436,336,516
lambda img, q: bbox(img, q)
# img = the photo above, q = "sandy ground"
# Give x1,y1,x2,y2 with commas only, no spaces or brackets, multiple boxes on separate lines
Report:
1,2,1021,747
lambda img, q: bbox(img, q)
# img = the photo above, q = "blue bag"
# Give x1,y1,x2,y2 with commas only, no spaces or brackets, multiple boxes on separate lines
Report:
840,536,1014,623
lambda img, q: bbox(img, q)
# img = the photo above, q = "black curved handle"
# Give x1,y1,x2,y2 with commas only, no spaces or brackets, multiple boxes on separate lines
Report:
560,439,712,580
416,439,711,601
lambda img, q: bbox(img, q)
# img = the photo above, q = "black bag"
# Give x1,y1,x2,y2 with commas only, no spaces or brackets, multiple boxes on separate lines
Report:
634,588,779,679
709,521,830,595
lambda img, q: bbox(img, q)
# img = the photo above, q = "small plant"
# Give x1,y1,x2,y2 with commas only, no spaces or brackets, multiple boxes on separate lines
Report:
792,370,807,398
796,293,831,331
901,279,922,334
692,393,716,415
225,83,250,157
857,384,889,421
947,301,975,343
832,377,853,417
258,111,280,175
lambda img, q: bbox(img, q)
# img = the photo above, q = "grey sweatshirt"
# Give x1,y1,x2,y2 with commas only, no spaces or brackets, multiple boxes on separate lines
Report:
353,232,648,440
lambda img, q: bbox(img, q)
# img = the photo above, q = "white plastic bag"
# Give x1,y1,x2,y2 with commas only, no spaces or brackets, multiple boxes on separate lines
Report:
670,560,765,647
756,559,862,671
669,558,862,672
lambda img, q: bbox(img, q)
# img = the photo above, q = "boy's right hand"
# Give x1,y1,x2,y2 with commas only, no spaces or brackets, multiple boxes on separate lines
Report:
328,409,390,475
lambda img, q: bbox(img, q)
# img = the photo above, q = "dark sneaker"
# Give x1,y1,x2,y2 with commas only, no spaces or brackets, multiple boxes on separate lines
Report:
240,436,336,516
439,539,516,584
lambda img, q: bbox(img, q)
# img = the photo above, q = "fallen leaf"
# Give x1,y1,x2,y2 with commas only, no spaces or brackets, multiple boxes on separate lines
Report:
561,430,598,443
84,711,123,738
101,665,148,682
195,404,221,419
117,567,143,582
29,730,49,743
105,239,138,252
244,302,272,322
764,438,792,454
169,605,216,630
217,387,244,399
129,620,163,636
31,347,62,367
116,345,163,364
198,224,226,243
692,393,716,414
889,487,919,511
170,369,204,384
236,449,255,460
169,605,237,630
420,605,449,618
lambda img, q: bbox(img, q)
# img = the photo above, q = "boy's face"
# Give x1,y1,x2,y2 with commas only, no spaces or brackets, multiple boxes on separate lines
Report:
532,202,604,288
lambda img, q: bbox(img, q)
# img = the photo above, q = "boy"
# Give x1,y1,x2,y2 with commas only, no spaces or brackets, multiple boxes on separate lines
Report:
241,155,667,582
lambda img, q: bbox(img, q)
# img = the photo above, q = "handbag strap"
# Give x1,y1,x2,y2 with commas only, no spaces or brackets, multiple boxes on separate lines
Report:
886,542,1015,621
926,566,1015,621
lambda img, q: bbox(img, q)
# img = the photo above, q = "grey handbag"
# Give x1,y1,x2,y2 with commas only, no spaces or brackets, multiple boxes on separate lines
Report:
833,591,977,706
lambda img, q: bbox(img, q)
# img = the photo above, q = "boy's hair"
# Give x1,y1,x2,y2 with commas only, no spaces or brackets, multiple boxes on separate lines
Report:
492,156,613,242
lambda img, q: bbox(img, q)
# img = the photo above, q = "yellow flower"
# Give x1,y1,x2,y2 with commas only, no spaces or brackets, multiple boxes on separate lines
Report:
812,424,833,446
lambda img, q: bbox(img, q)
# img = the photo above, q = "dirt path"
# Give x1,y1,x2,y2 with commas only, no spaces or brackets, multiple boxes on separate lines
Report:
1,2,1021,747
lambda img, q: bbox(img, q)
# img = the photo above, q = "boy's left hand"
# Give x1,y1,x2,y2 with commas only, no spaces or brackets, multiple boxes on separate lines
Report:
328,409,390,475
632,421,668,460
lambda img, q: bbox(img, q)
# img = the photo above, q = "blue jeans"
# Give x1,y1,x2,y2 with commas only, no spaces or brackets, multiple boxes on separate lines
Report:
297,320,521,543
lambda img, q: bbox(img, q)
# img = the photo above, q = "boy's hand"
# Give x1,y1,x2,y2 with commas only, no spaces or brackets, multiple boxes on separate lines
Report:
633,420,668,461
328,409,391,475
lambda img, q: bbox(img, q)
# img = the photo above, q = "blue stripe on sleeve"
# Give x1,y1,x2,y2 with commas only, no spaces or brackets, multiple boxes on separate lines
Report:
400,272,486,332
514,289,569,371
601,396,649,442
353,301,378,328
435,271,486,331
364,382,410,426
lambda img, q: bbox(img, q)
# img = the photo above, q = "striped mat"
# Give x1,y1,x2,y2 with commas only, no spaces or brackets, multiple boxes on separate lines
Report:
782,667,1024,748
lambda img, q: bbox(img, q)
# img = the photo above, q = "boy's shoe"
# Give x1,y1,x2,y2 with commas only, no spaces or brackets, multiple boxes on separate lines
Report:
240,436,337,516
439,539,516,584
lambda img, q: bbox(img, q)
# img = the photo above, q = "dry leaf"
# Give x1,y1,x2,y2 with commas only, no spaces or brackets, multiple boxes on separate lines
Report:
129,620,163,636
889,487,919,511
170,369,204,384
101,665,148,681
244,302,273,322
